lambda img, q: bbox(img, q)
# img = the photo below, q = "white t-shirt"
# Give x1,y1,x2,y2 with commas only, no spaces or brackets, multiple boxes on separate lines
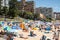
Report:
28,28,33,32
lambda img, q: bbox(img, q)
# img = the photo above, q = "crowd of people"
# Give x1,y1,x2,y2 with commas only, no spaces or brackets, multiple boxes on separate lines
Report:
0,21,60,40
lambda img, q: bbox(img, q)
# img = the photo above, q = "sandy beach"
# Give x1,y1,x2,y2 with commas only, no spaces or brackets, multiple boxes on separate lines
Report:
0,21,60,40
13,30,54,40
0,29,60,40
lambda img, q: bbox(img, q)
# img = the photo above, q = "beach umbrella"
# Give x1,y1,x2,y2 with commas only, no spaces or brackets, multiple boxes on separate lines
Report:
7,29,18,32
44,26,51,33
12,26,18,29
45,26,51,31
12,25,21,29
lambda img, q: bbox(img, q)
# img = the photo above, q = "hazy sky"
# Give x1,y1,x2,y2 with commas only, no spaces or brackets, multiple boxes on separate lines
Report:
18,0,60,12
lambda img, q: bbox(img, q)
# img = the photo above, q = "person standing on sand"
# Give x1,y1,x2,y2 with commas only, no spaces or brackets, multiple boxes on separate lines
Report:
0,24,5,35
40,25,44,32
39,25,42,31
28,25,34,36
53,31,59,40
25,23,28,30
40,35,46,40
0,24,3,32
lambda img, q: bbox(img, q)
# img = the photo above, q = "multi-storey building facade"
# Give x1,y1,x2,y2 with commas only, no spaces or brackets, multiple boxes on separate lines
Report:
54,12,60,20
25,1,34,13
16,0,34,13
35,7,53,18
1,0,9,7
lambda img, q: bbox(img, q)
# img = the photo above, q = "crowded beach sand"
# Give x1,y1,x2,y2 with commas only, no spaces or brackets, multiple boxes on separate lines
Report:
0,21,60,40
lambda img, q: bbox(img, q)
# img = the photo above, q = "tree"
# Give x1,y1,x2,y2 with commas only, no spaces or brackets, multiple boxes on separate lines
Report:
8,0,20,18
45,16,53,22
8,7,19,18
19,11,34,20
2,6,9,17
0,0,9,17
0,0,2,15
24,11,33,19
34,13,40,20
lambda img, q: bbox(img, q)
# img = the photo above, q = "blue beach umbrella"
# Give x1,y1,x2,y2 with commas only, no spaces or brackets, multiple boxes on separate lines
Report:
45,26,51,31
7,29,18,32
12,25,18,29
44,26,51,33
12,25,21,29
